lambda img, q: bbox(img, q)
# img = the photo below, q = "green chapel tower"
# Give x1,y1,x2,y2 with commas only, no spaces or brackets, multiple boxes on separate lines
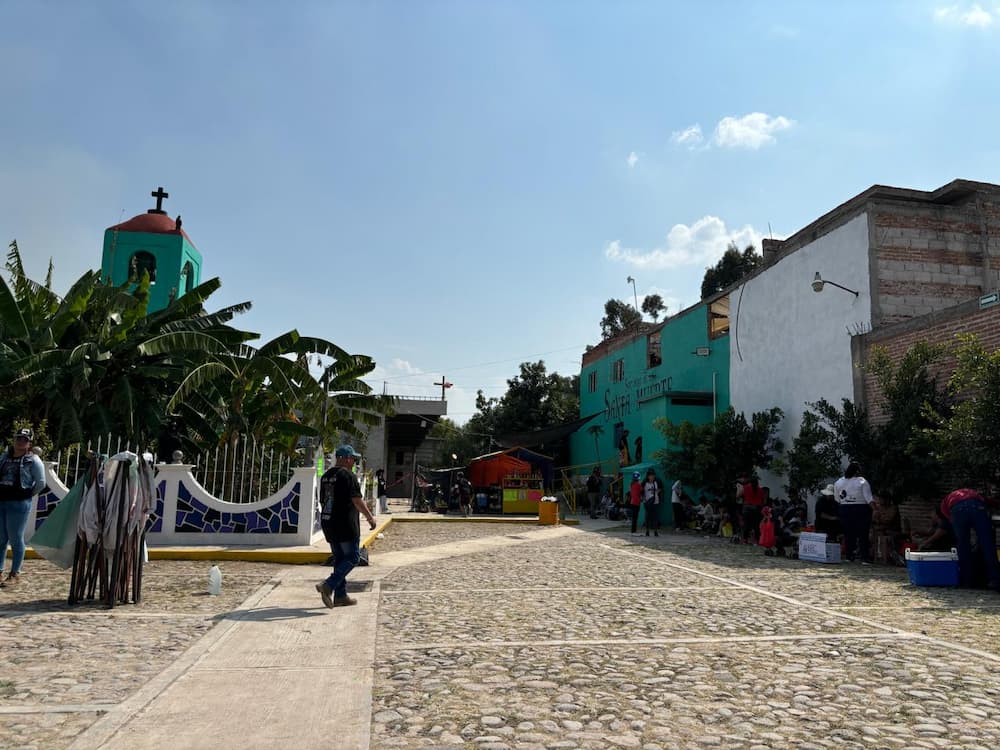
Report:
100,187,202,313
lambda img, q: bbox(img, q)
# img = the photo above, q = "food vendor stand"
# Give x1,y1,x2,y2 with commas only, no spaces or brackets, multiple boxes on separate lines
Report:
468,447,554,515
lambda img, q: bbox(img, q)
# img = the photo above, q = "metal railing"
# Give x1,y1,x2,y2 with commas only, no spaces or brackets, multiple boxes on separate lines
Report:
192,438,298,503
50,435,299,504
51,435,153,488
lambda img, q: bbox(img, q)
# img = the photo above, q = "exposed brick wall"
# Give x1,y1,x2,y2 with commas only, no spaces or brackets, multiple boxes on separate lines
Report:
857,300,1000,425
872,197,1000,326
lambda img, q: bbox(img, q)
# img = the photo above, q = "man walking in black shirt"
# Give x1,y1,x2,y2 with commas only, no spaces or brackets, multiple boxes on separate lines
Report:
316,445,376,608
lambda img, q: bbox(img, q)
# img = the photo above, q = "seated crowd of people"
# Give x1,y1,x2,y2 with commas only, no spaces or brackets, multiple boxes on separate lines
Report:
586,465,998,590
653,480,965,567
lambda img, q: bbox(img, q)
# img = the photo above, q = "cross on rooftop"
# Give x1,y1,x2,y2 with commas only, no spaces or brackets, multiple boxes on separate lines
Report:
148,186,169,215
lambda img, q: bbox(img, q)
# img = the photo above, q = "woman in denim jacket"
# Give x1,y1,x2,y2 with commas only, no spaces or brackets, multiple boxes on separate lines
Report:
0,428,46,587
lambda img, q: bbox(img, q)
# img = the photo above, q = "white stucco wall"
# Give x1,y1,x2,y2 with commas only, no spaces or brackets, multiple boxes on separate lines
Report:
729,213,872,498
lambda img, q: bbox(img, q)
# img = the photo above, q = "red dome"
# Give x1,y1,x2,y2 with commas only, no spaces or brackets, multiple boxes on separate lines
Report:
107,212,191,242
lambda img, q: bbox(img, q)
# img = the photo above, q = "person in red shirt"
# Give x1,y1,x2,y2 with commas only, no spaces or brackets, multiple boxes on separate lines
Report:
628,472,642,535
940,488,1000,590
741,478,766,544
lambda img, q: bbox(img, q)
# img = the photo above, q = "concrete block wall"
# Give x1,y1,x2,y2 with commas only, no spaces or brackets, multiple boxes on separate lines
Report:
855,299,1000,425
871,197,1000,326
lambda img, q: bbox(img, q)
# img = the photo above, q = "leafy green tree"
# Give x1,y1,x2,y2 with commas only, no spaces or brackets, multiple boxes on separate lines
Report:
167,331,389,456
784,410,841,499
428,417,480,466
806,342,950,503
926,333,1000,491
641,294,666,322
807,398,879,473
1,240,390,463
467,361,579,438
599,299,642,340
700,242,761,299
464,360,580,464
1,241,247,447
653,406,784,498
865,341,951,501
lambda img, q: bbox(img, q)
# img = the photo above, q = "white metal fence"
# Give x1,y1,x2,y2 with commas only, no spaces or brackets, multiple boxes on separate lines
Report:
193,438,298,503
51,435,153,489
50,435,299,504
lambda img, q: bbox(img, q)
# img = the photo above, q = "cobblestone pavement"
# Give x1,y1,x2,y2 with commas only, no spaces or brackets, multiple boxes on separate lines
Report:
4,523,1000,749
372,526,1000,749
370,521,545,554
0,559,278,750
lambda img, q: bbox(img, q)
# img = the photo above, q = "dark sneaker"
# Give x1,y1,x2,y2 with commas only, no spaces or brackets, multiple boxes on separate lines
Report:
315,582,335,609
333,595,358,607
4,572,19,587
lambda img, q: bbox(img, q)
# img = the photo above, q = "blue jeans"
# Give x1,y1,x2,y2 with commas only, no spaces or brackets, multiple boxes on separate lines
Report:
950,499,1000,588
0,499,33,574
324,539,361,599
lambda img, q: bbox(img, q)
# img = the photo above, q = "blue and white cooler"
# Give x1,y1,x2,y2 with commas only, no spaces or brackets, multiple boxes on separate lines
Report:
905,548,959,587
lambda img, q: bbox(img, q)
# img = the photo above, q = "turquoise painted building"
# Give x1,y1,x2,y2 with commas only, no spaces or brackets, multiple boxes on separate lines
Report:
100,188,202,313
570,297,732,521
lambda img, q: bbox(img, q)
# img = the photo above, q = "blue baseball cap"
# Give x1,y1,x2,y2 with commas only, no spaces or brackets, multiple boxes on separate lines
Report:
334,445,361,459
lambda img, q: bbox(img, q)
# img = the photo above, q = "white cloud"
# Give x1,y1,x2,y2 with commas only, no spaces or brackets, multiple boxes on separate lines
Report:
390,358,424,375
712,112,795,149
605,216,765,270
934,3,995,26
626,151,639,168
670,124,704,149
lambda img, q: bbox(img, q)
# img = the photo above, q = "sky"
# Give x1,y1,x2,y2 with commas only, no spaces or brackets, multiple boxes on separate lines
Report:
3,1,1000,424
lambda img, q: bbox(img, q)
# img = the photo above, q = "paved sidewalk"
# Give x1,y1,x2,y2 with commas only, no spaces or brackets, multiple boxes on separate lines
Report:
68,565,379,750
66,523,587,750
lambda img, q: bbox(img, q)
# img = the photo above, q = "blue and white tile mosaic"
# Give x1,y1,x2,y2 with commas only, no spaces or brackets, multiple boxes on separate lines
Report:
147,481,166,533
175,480,300,534
34,487,60,530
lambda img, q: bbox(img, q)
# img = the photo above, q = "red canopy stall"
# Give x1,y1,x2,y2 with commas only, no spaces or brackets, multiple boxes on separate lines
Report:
468,448,552,514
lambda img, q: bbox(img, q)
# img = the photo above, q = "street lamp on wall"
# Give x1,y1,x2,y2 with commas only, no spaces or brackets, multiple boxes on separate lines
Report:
811,272,859,297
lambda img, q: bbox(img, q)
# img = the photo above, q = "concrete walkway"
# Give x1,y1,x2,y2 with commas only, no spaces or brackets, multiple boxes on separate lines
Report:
68,518,599,750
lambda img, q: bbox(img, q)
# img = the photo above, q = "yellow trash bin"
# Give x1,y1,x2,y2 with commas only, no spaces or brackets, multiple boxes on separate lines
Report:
538,499,559,526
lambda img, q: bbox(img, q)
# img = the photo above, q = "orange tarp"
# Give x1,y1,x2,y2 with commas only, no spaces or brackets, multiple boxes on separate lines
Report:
468,453,532,487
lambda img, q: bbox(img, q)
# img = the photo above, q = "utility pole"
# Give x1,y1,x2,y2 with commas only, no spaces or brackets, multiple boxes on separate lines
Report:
627,276,639,311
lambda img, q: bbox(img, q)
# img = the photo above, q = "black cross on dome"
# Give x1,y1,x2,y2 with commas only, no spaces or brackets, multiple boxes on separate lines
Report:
148,186,169,215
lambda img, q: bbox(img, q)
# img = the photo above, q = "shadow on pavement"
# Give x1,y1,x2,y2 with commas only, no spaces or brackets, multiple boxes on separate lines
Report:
214,606,329,622
0,597,73,614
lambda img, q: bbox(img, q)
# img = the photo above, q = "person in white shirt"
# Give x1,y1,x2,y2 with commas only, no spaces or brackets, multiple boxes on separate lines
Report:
833,462,874,563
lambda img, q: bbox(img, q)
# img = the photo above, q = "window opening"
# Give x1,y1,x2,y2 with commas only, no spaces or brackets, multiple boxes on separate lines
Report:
611,359,625,383
709,295,730,339
129,251,157,283
647,331,662,367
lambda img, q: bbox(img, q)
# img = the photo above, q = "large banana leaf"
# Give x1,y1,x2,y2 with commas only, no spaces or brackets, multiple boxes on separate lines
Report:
166,362,235,412
137,331,233,357
0,275,30,345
